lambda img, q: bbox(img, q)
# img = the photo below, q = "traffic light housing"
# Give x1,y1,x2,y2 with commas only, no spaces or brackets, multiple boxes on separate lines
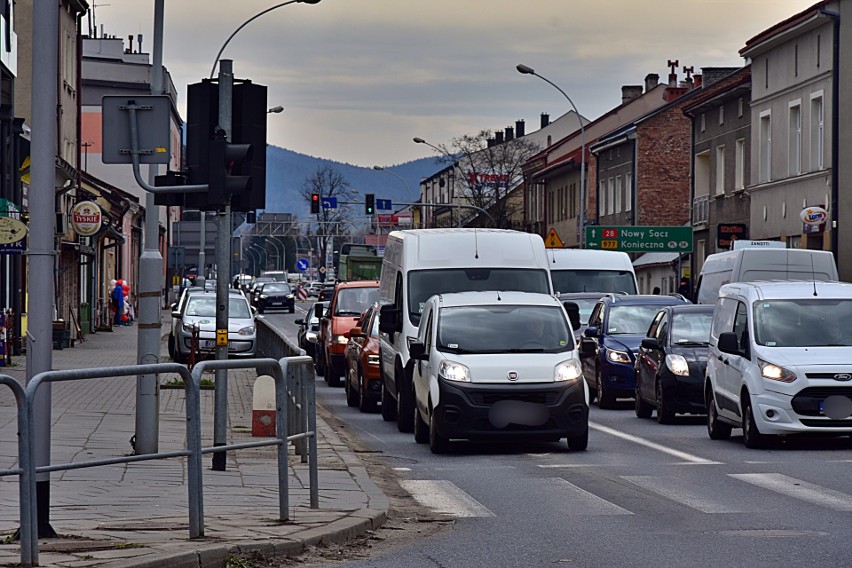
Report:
310,193,320,214
365,193,375,215
207,132,253,207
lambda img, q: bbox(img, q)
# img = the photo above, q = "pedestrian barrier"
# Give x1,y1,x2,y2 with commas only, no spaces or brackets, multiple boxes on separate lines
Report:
2,356,319,568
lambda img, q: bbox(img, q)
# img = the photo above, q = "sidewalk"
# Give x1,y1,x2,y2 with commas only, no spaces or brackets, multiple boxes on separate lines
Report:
0,317,389,567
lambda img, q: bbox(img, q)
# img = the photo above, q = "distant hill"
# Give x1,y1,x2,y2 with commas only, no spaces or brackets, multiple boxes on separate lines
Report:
264,146,442,216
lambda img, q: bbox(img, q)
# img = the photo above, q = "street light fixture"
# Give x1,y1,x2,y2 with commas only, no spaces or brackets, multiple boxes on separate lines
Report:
267,106,285,114
372,165,417,204
517,64,587,248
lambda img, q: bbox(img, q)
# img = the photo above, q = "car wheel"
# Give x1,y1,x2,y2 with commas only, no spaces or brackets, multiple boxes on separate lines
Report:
167,334,175,358
381,379,397,422
258,306,264,314
656,380,675,424
429,410,449,454
414,405,429,444
566,428,588,451
345,368,358,407
358,376,376,413
742,395,770,449
289,305,295,314
326,367,341,388
634,385,653,418
706,387,732,440
397,376,415,433
597,371,616,409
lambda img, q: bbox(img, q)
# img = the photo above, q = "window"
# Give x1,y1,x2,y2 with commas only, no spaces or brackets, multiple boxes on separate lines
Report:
615,175,622,213
693,195,708,225
788,101,801,176
569,182,577,218
700,113,706,133
735,139,745,190
719,106,725,126
738,98,744,118
759,111,772,183
810,93,824,171
625,173,633,212
598,182,606,218
607,177,615,215
715,145,725,195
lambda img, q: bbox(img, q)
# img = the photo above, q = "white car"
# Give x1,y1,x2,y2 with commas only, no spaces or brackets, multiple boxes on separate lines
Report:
409,291,588,454
173,292,257,363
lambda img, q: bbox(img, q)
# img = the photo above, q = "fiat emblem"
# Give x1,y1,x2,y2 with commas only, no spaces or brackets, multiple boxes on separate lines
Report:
508,371,518,381
833,373,852,382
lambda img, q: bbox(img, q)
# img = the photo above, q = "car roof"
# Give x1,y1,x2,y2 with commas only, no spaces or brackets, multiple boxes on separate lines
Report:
664,304,714,314
334,280,379,289
601,293,689,305
719,280,852,300
558,292,613,300
435,291,560,308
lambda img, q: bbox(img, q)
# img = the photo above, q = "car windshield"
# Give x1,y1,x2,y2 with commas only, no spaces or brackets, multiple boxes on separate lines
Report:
754,298,852,347
335,287,379,316
262,283,291,293
670,312,713,344
607,305,668,335
408,268,551,325
437,305,573,354
185,297,252,318
552,270,637,294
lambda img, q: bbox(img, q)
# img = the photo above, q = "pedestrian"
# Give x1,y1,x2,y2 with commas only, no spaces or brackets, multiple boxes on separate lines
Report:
111,280,125,327
652,286,661,295
677,277,692,301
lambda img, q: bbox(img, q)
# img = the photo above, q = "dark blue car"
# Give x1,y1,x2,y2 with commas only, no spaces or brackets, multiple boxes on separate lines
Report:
580,294,690,409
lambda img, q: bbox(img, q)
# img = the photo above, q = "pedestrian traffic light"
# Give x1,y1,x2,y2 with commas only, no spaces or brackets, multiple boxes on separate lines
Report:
310,193,320,214
365,193,375,215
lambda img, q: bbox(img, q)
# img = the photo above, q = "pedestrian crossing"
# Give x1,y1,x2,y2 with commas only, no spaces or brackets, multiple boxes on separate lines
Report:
402,470,852,519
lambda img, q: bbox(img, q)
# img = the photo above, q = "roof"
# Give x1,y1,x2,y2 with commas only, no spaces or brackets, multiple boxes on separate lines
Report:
632,252,680,268
740,1,830,58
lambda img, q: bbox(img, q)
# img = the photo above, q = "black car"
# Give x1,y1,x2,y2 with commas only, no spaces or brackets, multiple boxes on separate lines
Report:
296,301,327,360
253,282,295,313
634,304,714,423
317,283,336,302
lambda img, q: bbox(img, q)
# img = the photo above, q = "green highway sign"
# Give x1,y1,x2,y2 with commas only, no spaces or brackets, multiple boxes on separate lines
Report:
585,226,693,253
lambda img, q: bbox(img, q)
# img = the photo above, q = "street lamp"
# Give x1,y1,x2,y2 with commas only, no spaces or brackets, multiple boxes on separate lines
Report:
413,137,460,227
372,165,417,203
210,0,322,79
516,64,587,248
267,105,284,114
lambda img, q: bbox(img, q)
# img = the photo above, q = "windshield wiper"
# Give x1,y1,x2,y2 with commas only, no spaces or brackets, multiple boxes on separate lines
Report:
335,311,362,316
506,347,546,353
674,340,709,346
439,346,477,354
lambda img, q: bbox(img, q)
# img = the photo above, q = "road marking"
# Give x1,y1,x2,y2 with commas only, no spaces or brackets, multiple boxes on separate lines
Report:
589,421,723,465
623,475,746,513
538,463,620,469
538,478,632,515
730,473,852,511
399,480,495,518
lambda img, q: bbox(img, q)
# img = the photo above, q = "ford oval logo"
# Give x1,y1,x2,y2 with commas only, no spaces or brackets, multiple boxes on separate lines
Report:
508,371,519,381
833,373,852,382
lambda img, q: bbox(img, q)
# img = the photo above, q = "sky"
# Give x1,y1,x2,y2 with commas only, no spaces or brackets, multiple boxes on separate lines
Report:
94,0,816,168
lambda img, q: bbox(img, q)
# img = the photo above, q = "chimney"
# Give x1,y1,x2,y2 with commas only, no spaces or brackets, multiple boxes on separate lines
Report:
515,119,525,137
645,73,659,92
621,85,643,103
487,137,496,148
693,74,703,89
126,34,133,53
540,113,550,128
505,126,514,141
137,34,143,53
495,131,505,144
667,59,679,87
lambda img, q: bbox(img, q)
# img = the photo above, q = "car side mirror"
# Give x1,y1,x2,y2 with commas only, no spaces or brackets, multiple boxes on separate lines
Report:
583,326,598,338
172,311,181,319
314,304,324,319
563,302,581,331
717,332,742,356
409,341,427,361
349,326,365,338
170,303,177,311
579,337,596,358
294,318,304,325
641,337,660,350
379,304,401,334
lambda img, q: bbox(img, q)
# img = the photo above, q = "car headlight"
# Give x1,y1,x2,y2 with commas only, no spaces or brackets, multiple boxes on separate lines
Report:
287,294,294,299
368,354,380,366
665,354,690,376
260,294,268,299
182,322,195,333
607,349,631,364
439,360,470,382
306,331,318,342
334,334,349,345
238,326,255,336
758,358,797,383
555,359,583,382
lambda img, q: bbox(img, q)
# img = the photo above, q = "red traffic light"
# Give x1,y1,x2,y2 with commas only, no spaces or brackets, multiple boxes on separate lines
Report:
310,193,320,214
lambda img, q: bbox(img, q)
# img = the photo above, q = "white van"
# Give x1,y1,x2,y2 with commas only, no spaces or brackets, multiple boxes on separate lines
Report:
378,229,553,432
547,249,638,294
705,281,852,448
694,245,838,304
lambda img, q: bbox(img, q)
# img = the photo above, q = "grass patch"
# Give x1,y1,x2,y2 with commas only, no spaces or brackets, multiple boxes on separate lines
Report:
161,377,215,390
226,555,255,568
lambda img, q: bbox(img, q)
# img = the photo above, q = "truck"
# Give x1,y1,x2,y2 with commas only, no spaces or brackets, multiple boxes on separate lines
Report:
337,243,383,282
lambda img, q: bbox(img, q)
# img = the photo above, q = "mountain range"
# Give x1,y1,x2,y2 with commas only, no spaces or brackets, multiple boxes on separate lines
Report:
263,145,443,217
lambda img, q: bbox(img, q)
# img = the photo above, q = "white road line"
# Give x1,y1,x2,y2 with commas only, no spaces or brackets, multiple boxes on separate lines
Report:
399,480,495,518
589,421,723,465
730,473,852,511
623,475,746,513
539,477,633,515
538,463,620,468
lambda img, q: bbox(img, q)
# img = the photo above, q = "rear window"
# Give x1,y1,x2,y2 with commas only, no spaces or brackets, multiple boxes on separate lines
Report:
551,269,637,294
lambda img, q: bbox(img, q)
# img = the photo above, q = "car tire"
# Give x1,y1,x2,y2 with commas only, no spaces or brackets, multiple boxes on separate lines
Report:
597,372,616,409
414,406,429,444
429,410,449,454
316,346,326,377
258,306,264,314
289,305,295,314
345,369,358,407
656,380,675,424
706,387,732,440
381,379,397,422
397,376,415,433
634,386,653,418
742,396,771,449
326,368,341,388
358,377,376,413
167,334,175,359
566,428,588,451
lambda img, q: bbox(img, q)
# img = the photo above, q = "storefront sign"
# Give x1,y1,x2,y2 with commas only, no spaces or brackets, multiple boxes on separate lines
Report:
0,216,27,245
71,200,103,236
717,223,748,249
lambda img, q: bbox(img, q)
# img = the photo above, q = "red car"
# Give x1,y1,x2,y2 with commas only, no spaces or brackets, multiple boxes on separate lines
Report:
344,303,382,412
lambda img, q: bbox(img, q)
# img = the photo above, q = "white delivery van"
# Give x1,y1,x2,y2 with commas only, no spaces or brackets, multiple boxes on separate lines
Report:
705,281,852,448
547,249,638,294
378,229,553,432
694,243,838,304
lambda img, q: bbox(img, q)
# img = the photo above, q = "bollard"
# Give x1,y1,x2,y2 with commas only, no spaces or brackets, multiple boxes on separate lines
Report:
251,374,277,436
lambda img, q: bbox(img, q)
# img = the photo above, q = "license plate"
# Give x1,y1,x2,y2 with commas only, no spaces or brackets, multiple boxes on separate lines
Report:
201,340,216,349
272,302,283,306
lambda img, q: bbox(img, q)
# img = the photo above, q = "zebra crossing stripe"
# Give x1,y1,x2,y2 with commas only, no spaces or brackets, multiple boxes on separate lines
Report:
399,480,495,518
623,475,746,513
729,473,852,511
541,478,633,515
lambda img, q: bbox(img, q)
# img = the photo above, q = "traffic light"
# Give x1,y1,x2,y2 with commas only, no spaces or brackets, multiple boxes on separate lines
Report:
365,193,375,215
207,132,253,208
310,193,320,214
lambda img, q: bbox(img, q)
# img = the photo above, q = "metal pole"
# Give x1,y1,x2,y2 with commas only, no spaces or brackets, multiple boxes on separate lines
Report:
197,212,206,288
212,59,233,471
135,0,165,455
29,0,58,539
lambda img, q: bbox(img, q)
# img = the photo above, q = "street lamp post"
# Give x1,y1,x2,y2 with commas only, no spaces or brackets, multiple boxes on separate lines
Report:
413,137,460,227
516,64,586,248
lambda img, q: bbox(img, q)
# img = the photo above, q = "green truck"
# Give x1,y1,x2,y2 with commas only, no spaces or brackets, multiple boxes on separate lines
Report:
337,244,382,281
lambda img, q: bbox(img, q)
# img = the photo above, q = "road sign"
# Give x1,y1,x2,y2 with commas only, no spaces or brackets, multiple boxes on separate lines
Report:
585,226,693,253
376,198,392,211
296,259,309,272
545,228,564,248
321,197,337,209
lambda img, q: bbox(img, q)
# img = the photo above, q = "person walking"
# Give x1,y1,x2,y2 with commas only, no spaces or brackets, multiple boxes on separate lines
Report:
112,280,125,327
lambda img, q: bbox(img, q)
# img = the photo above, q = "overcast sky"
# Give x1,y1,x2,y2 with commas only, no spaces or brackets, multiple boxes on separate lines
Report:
95,0,814,168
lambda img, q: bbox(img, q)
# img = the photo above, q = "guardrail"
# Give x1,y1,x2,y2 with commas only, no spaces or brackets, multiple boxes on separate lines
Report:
1,354,318,567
